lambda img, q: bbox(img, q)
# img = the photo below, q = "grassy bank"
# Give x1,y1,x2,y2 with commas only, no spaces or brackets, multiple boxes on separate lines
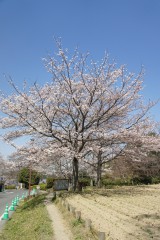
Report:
0,195,53,240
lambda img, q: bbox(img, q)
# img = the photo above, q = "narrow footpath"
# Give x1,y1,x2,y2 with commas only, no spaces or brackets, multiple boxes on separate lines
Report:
45,194,73,240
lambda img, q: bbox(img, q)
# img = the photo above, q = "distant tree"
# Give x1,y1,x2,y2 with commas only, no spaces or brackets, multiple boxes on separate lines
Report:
18,167,41,188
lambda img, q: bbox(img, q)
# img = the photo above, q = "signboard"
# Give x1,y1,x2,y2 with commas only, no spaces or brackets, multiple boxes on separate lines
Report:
53,179,69,191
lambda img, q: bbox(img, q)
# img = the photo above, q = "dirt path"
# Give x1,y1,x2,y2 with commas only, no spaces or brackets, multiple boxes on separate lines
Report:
46,203,73,240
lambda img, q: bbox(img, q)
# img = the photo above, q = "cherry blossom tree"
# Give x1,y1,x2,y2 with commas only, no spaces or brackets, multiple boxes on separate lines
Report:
0,40,159,190
43,141,73,178
9,140,53,174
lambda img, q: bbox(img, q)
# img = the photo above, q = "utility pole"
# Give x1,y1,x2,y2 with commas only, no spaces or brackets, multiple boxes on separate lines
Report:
28,162,32,197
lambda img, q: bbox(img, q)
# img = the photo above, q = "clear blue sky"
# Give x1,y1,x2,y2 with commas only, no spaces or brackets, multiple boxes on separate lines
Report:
0,0,160,158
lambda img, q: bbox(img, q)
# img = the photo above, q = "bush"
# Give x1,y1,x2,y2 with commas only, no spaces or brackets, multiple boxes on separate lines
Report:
151,177,160,184
46,177,54,189
102,178,132,187
5,185,16,189
132,175,152,185
78,178,90,187
39,183,47,191
102,175,160,187
102,178,114,186
115,178,132,186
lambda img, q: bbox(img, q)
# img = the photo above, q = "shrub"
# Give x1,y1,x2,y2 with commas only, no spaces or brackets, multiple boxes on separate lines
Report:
102,178,132,187
102,175,158,187
78,178,90,187
132,175,152,185
5,185,16,189
102,178,114,186
151,177,160,184
39,183,47,191
46,177,54,189
115,178,132,186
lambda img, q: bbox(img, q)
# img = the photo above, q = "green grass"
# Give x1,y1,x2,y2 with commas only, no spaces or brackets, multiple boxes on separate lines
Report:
0,195,53,240
72,219,84,227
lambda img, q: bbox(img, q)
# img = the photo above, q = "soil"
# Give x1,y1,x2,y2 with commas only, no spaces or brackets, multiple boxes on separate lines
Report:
67,184,160,240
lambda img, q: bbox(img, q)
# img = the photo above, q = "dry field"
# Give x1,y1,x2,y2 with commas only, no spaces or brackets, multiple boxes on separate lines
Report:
67,184,160,240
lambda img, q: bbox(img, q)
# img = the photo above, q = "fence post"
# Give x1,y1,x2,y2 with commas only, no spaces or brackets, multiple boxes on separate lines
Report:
75,211,81,220
70,206,76,216
65,202,69,210
85,218,92,230
98,232,106,240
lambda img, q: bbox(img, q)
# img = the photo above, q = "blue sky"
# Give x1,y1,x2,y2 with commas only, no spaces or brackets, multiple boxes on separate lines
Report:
0,0,160,158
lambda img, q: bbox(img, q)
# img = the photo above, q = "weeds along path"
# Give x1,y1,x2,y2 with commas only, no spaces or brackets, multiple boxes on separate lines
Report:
46,203,73,240
67,185,160,240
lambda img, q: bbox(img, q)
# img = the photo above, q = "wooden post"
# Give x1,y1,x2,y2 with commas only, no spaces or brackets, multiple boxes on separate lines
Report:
90,179,93,187
75,211,81,220
67,204,70,211
85,219,92,230
70,206,76,216
69,205,73,212
65,202,69,210
98,232,106,240
53,191,56,199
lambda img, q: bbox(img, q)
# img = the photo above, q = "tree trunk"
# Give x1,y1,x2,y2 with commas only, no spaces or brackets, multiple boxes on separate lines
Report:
72,157,79,191
97,151,102,188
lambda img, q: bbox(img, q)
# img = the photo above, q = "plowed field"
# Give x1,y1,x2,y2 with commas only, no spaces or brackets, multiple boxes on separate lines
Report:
67,184,160,240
